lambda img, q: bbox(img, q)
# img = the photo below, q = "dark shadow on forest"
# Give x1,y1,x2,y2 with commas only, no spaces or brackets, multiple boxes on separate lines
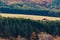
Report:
0,8,60,17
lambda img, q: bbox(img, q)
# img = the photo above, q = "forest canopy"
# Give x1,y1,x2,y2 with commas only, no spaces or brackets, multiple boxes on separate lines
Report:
0,16,60,38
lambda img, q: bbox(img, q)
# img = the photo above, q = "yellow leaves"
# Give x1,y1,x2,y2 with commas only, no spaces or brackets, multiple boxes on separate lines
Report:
30,32,37,40
53,37,60,40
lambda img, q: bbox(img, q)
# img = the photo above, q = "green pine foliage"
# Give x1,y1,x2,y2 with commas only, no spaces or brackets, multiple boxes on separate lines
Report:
0,16,60,38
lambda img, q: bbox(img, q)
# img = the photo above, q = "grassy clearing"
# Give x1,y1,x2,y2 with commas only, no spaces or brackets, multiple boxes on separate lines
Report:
0,13,60,21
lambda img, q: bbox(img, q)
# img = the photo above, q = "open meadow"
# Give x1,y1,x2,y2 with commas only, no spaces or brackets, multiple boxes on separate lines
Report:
0,13,60,21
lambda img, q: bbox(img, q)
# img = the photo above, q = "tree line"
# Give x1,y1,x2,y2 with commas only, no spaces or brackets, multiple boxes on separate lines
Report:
0,7,60,17
0,16,60,38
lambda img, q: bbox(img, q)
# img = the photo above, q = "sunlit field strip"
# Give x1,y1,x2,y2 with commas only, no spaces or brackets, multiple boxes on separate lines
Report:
0,13,60,21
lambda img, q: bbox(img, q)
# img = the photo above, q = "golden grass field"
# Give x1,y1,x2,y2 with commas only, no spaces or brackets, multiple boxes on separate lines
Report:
0,13,60,21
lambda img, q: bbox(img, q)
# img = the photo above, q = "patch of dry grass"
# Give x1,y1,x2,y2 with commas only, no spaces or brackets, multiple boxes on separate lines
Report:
0,13,60,21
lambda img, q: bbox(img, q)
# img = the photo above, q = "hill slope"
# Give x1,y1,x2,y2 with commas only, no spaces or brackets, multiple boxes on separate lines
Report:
0,13,60,21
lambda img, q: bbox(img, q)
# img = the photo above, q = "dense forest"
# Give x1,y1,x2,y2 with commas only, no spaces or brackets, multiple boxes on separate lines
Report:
0,1,60,17
0,16,60,39
0,7,60,17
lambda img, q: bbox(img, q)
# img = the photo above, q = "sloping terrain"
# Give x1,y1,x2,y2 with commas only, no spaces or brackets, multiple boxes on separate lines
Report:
0,0,60,17
0,13,60,21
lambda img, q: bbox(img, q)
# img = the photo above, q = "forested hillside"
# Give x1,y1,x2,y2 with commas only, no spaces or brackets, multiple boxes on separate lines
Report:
0,1,60,17
0,16,60,38
0,7,60,17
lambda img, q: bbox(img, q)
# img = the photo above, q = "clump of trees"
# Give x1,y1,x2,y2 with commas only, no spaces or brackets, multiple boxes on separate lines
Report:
0,16,60,38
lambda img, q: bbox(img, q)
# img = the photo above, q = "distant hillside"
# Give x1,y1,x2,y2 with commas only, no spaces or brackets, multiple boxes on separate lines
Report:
0,1,60,17
1,0,60,9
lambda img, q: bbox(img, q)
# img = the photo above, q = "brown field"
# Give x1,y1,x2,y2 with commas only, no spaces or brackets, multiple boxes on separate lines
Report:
0,13,60,21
